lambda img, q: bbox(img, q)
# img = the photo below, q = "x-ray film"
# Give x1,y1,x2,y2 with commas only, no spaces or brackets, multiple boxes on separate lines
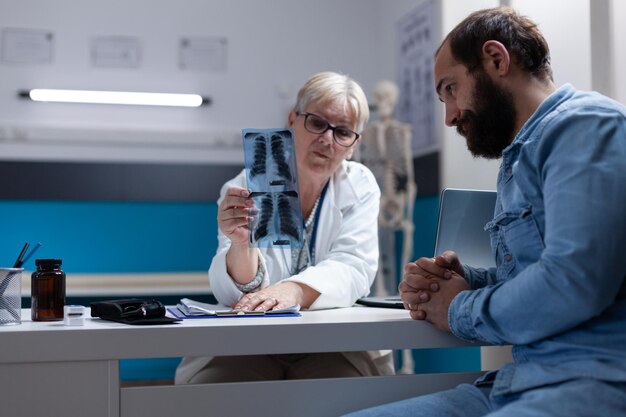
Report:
243,128,298,190
242,128,304,248
247,190,303,248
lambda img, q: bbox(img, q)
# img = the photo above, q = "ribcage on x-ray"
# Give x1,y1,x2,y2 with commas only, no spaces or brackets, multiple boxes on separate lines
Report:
253,194,273,242
270,134,293,182
251,191,302,245
249,135,267,178
277,191,300,240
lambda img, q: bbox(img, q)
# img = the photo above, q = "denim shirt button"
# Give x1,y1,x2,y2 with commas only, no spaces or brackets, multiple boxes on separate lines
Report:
506,167,512,174
504,254,513,262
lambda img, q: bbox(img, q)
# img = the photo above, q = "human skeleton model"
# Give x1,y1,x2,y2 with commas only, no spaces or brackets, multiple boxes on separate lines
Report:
357,80,416,297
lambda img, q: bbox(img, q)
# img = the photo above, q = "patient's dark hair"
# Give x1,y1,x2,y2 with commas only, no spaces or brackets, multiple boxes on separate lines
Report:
438,7,553,80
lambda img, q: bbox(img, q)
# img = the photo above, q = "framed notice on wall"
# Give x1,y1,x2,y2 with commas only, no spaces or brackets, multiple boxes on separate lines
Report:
396,0,438,158
1,28,54,64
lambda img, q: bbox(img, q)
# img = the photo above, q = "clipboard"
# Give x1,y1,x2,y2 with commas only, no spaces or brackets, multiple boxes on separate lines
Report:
169,298,301,319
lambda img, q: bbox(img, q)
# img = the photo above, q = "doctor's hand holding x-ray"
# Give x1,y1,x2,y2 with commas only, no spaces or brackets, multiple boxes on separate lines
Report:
215,185,317,312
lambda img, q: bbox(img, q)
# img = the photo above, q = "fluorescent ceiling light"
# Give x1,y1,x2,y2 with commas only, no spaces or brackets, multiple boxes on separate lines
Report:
19,89,209,107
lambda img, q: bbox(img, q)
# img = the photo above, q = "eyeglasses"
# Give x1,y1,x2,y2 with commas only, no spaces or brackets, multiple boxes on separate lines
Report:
297,112,360,147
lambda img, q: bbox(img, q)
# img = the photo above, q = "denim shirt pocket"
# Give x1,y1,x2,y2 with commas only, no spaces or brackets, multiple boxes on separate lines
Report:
485,206,545,280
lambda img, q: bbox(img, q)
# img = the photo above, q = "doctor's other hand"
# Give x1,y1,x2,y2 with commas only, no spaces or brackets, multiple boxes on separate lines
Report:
217,187,258,246
234,282,308,312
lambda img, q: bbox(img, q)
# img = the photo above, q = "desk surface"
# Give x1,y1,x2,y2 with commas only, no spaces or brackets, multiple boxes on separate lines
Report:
0,306,477,364
1,306,483,417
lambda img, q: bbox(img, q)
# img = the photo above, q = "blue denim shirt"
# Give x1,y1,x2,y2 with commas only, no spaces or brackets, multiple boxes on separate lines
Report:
449,84,626,395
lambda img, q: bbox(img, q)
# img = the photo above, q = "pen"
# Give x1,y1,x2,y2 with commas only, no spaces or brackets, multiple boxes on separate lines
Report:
12,242,29,268
17,242,42,268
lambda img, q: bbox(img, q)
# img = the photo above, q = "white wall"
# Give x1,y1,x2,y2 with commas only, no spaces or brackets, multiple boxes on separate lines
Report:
377,1,425,80
512,0,592,89
612,0,626,104
0,0,383,163
1,1,623,171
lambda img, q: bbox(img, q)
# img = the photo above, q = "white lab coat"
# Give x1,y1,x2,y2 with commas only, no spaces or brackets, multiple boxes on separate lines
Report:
176,160,394,383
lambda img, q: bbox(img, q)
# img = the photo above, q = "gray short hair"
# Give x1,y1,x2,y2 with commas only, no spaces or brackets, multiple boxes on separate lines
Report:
292,71,370,133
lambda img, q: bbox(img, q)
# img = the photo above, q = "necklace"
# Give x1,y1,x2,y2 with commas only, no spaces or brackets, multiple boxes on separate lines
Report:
305,195,321,229
291,195,320,276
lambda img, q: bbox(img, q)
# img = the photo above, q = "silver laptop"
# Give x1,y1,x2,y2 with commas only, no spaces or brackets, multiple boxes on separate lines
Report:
357,188,496,308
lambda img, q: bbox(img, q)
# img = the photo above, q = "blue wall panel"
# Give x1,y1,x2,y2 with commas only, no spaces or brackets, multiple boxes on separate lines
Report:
411,195,440,261
120,358,183,381
1,200,217,272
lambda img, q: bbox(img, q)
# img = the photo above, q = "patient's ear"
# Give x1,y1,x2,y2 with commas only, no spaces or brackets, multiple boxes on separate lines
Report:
482,40,510,76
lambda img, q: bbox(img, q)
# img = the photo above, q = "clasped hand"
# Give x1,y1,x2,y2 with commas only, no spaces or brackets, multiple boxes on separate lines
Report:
399,251,470,332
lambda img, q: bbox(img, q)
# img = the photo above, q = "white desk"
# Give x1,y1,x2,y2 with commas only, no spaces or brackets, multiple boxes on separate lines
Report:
0,307,482,417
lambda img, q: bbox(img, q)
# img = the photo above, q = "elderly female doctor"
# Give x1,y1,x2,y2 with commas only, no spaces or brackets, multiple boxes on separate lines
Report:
175,71,394,383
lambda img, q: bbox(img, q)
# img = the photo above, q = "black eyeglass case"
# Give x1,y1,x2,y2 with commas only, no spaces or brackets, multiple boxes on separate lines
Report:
90,299,180,325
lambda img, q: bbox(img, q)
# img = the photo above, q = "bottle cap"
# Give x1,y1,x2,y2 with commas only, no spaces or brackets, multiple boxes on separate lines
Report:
35,258,63,269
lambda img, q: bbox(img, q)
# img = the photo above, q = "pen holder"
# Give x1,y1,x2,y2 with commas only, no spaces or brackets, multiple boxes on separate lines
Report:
0,268,23,325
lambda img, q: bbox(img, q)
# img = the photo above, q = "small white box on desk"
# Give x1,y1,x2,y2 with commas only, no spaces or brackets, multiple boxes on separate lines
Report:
64,305,85,326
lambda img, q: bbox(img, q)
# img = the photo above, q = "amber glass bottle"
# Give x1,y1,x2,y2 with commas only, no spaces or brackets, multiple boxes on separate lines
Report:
31,259,66,321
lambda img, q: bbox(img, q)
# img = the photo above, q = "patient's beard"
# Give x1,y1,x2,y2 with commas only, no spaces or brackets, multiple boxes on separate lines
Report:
457,70,517,160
